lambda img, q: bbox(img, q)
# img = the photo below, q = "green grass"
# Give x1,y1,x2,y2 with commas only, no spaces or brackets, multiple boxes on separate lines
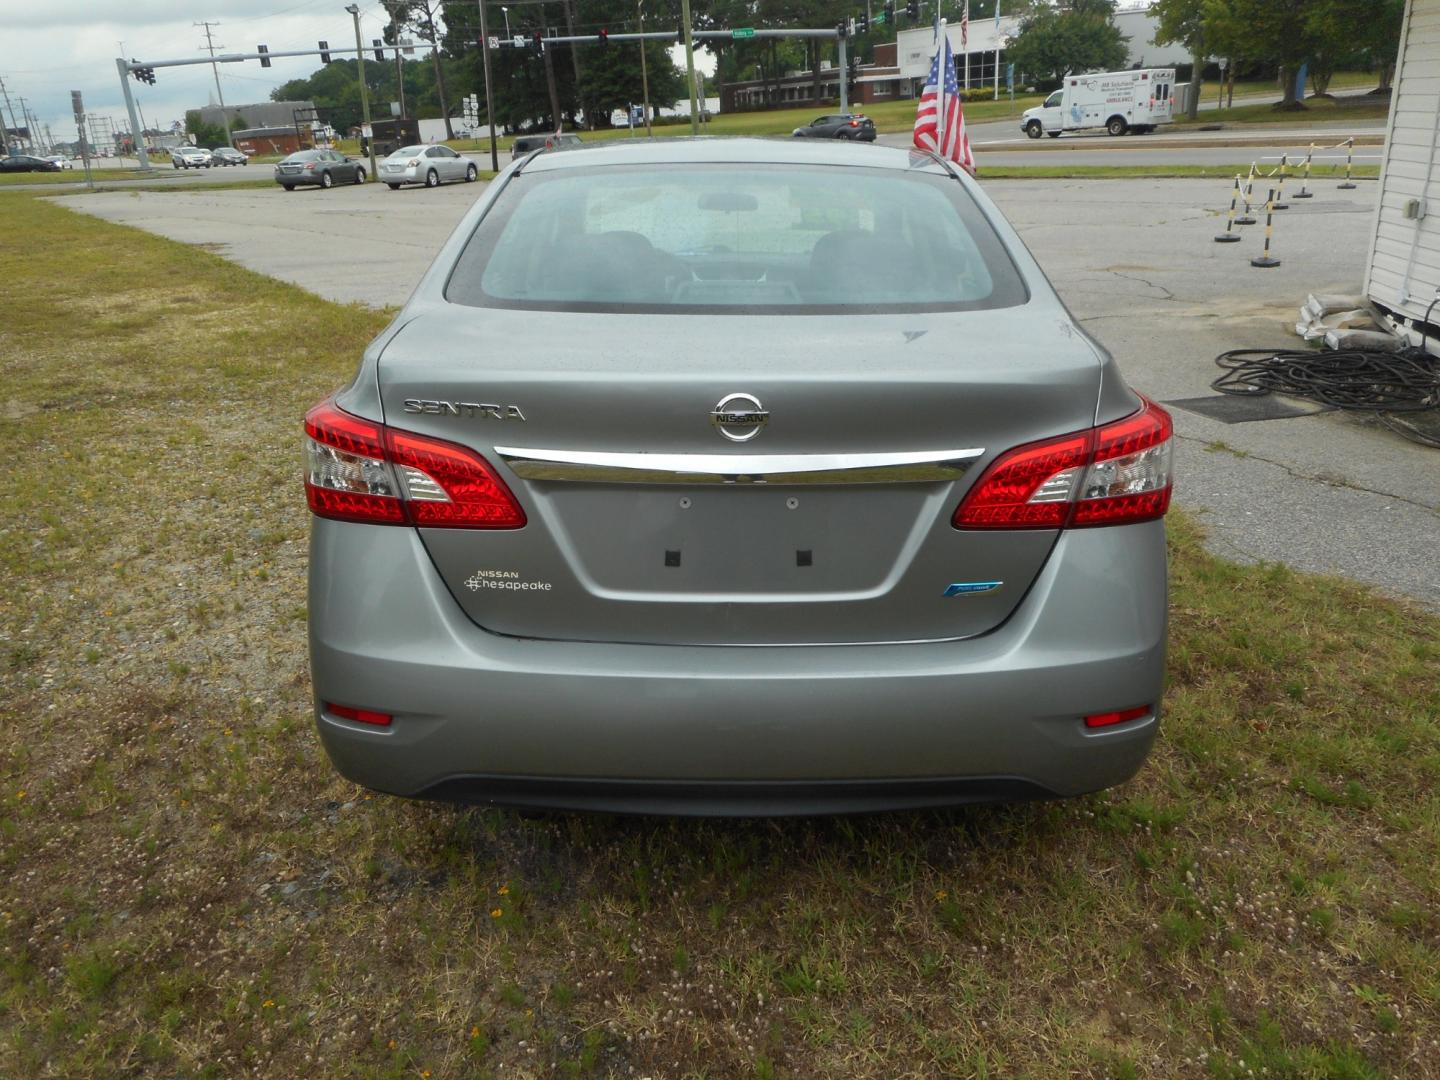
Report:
0,189,1437,1078
330,94,1047,159
1176,94,1392,126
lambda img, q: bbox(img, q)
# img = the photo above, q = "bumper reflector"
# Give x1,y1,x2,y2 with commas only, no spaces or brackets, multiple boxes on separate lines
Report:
326,702,393,727
1084,705,1151,729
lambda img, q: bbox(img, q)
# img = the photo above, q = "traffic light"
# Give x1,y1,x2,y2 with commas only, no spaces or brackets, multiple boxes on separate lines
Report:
598,28,609,45
258,44,271,68
856,12,869,33
533,30,545,50
373,39,386,61
906,0,919,19
884,1,896,24
319,40,332,63
130,64,156,85
836,21,849,38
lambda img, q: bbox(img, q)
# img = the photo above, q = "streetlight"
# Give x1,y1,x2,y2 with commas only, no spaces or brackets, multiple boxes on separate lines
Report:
345,3,377,178
501,6,511,38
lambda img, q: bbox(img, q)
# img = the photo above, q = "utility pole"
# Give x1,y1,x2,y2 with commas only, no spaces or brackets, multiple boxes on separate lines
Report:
195,21,232,141
0,77,22,154
679,0,698,134
345,4,378,177
637,0,652,135
541,29,562,131
476,0,499,171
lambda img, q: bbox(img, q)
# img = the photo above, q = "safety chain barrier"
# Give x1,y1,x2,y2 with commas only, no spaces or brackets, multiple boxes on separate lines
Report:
1212,137,1369,269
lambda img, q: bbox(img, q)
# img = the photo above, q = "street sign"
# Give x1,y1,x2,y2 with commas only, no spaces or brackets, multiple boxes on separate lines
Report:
731,27,755,38
512,35,526,48
488,36,500,49
71,90,85,121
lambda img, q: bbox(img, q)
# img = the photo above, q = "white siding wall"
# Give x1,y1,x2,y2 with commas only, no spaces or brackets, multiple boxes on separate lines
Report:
1365,0,1440,325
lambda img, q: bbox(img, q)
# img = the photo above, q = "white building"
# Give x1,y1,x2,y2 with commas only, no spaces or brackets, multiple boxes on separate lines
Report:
895,5,1191,88
1365,0,1440,342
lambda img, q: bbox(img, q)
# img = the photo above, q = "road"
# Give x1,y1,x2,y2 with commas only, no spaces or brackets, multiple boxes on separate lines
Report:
59,178,1439,610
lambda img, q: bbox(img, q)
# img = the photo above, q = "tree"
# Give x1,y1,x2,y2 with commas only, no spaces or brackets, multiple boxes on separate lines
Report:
1152,0,1245,118
184,111,229,147
382,0,455,137
1007,0,1129,88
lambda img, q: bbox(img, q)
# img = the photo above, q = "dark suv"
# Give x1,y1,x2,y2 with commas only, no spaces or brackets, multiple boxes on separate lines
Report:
511,132,583,161
792,114,877,141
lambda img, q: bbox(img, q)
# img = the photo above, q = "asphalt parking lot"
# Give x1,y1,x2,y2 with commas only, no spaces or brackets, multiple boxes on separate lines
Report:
63,176,1439,609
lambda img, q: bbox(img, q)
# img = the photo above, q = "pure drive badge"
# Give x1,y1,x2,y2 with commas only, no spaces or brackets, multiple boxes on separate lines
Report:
943,581,1002,596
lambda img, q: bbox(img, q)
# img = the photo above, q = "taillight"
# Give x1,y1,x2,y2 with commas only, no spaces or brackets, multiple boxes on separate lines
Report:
849,119,859,127
953,398,1172,529
304,398,526,528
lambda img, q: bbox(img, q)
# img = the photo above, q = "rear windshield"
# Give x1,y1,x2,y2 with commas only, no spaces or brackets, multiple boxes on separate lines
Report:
445,163,1026,314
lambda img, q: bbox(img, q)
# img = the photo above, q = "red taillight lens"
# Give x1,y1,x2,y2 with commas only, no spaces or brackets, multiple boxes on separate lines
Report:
305,398,526,528
326,702,393,727
1084,705,1151,729
849,119,860,127
954,398,1172,530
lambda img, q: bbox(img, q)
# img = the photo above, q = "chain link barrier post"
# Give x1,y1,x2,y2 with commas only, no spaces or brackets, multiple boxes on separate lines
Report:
1236,162,1258,225
1215,174,1244,242
1339,137,1357,189
1292,144,1314,199
1251,189,1281,268
1273,154,1290,210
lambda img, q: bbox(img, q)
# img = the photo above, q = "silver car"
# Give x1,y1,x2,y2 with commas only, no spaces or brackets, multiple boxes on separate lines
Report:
305,138,1172,815
380,144,479,189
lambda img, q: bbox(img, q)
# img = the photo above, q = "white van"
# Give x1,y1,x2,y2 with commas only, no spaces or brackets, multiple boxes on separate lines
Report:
1021,69,1176,139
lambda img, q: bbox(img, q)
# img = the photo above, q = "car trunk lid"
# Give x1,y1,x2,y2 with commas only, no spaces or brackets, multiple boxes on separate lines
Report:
375,307,1103,646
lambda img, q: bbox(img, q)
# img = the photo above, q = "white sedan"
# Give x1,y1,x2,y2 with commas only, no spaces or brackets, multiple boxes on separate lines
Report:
170,146,212,169
379,144,478,190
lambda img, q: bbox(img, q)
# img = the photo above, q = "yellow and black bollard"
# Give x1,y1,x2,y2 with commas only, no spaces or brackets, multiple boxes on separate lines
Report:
1339,137,1357,190
1292,144,1314,199
1236,162,1258,225
1273,154,1290,210
1251,189,1281,268
1215,175,1244,242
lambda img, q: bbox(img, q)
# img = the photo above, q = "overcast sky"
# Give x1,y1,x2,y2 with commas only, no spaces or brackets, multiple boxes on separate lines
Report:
3,0,716,145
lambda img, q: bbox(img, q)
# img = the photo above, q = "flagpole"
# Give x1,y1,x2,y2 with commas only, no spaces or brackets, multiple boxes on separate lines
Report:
963,0,970,90
936,19,947,152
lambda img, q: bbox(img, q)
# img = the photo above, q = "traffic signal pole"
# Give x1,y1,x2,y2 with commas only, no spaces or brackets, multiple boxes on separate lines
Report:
114,58,153,171
476,0,500,171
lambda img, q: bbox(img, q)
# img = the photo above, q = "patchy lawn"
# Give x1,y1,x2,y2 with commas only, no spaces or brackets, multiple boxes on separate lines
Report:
0,191,1436,1079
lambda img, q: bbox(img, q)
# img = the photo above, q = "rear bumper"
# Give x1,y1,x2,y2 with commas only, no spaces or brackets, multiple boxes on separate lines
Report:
309,520,1167,813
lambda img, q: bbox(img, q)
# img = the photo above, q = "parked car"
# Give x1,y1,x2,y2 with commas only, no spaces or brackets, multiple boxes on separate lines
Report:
0,155,62,173
510,132,582,160
380,144,479,189
170,146,212,169
209,147,248,166
792,114,878,141
274,148,366,190
303,138,1173,815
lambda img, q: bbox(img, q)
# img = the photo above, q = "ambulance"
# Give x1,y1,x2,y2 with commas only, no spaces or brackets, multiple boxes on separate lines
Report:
1020,69,1176,138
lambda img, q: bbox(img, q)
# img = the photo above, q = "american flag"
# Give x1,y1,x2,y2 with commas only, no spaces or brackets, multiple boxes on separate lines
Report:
912,33,975,172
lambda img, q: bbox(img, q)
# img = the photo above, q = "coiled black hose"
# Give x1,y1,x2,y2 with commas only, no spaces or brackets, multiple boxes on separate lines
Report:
1211,345,1440,447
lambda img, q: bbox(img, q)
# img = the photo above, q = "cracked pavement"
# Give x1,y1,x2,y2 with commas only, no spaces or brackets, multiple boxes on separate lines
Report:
62,177,1439,609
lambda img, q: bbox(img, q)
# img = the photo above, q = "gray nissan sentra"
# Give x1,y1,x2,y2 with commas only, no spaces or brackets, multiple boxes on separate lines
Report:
304,137,1172,815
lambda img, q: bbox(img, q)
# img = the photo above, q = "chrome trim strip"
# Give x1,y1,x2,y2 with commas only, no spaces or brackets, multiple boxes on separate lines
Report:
493,446,985,485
